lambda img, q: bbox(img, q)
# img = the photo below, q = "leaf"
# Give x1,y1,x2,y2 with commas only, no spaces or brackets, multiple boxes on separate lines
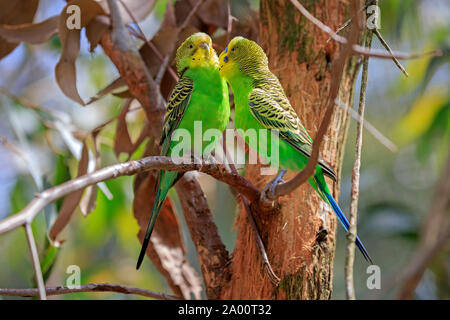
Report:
80,133,101,216
86,77,128,105
49,142,89,244
188,0,228,29
55,0,106,105
85,15,109,52
0,0,39,59
393,87,448,145
40,238,59,282
114,99,135,157
133,172,202,299
0,16,58,44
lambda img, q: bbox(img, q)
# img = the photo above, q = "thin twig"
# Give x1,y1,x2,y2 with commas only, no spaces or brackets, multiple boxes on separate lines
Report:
24,223,46,300
242,197,280,285
0,283,181,300
334,99,397,152
119,0,179,82
326,1,373,43
179,0,205,30
288,0,441,61
345,26,374,301
373,29,409,77
397,155,450,299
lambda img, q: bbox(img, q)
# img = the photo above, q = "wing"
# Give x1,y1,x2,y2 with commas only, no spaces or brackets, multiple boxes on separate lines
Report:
248,88,337,181
160,76,193,155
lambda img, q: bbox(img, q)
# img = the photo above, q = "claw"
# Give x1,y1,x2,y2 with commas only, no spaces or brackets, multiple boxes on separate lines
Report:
261,169,287,201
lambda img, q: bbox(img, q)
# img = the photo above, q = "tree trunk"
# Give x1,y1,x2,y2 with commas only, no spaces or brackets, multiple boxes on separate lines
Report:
219,0,361,299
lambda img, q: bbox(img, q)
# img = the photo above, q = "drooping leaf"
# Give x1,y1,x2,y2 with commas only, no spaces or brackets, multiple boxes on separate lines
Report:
55,0,106,105
0,16,58,45
114,99,135,157
49,142,89,244
85,15,110,52
393,87,448,145
80,133,101,216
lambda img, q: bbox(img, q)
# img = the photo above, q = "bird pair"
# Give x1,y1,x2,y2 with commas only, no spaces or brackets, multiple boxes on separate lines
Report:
136,32,372,270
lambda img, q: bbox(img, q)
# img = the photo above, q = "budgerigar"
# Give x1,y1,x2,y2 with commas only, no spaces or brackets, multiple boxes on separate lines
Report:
136,33,230,269
218,36,372,263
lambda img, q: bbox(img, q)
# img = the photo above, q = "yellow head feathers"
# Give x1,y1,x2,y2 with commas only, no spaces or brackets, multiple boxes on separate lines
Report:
175,32,218,76
219,36,268,80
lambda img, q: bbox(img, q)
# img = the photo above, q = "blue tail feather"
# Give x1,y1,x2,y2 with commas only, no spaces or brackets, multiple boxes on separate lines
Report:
314,176,373,264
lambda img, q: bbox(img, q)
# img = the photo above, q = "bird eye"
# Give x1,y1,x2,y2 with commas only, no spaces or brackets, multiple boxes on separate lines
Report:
231,47,236,52
189,44,193,49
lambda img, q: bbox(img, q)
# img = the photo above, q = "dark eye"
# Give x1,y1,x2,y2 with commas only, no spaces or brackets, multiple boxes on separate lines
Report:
231,47,236,52
189,44,193,49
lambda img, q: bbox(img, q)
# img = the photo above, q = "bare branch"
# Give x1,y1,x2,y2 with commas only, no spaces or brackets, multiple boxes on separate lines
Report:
180,0,205,30
334,99,397,152
24,223,46,300
0,283,181,300
289,0,441,61
397,155,450,299
373,29,409,77
242,197,280,285
345,24,373,300
0,156,260,235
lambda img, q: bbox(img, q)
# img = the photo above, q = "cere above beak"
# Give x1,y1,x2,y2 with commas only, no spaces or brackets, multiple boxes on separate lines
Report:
199,42,209,50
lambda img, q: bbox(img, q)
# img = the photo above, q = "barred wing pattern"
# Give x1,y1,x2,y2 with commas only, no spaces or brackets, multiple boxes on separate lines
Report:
248,86,337,181
160,76,193,156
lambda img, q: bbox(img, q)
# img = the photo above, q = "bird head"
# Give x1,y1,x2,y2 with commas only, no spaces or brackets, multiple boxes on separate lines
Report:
175,32,218,77
219,36,268,80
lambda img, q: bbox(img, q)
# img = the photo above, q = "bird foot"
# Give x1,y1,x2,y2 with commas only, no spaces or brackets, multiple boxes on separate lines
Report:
260,169,287,202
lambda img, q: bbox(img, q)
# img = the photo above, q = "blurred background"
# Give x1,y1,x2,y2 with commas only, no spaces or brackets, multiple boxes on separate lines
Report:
0,0,448,299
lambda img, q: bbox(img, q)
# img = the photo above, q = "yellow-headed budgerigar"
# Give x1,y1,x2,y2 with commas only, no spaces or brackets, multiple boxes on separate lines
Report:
218,36,371,263
136,33,230,269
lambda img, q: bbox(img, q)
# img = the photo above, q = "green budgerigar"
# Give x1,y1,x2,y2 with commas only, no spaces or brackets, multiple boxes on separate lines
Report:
219,36,371,263
136,33,230,269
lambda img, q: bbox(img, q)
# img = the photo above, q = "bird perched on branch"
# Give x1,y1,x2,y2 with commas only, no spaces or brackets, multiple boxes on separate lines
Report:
136,33,230,269
218,36,372,263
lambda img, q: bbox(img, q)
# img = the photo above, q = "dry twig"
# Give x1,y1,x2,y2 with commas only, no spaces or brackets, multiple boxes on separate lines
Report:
0,283,181,300
345,21,373,300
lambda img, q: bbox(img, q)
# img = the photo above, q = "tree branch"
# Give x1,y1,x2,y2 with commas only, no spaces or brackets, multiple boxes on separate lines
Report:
373,29,408,77
288,0,441,61
345,23,374,301
0,283,181,300
0,156,261,235
24,223,46,300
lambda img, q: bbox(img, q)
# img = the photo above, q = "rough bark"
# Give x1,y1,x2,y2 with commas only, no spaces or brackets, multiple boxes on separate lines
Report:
219,0,360,299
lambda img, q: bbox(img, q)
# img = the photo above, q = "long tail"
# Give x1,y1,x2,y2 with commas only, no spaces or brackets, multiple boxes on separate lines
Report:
136,170,178,270
313,173,373,264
